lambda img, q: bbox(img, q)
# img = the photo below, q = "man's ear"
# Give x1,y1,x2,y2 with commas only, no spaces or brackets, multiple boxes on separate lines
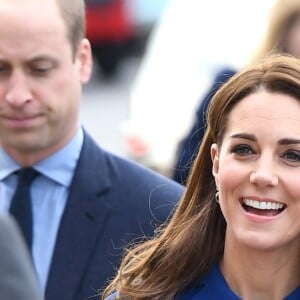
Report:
77,38,93,84
211,143,220,189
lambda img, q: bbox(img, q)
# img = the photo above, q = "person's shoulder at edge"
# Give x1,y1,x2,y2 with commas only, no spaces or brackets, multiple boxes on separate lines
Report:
0,213,43,300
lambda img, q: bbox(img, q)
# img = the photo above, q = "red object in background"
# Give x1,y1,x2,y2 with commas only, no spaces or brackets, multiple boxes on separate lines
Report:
85,0,137,77
123,134,150,157
85,0,135,43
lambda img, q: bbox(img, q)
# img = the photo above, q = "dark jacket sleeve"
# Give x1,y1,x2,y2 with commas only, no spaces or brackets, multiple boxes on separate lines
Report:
172,68,236,185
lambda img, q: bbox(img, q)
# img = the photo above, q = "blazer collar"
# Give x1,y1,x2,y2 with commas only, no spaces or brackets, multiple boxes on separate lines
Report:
45,131,113,300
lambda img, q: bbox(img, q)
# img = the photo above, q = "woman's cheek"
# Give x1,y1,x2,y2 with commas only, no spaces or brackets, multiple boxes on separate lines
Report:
218,160,247,191
281,172,300,200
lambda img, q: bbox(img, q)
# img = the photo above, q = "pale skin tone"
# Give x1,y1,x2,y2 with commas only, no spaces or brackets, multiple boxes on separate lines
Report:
0,0,92,166
211,90,300,299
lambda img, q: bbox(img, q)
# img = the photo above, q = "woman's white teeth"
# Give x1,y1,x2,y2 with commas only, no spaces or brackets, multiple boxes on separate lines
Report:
243,199,284,210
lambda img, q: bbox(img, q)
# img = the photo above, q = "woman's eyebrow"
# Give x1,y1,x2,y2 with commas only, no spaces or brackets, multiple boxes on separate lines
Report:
230,133,256,141
279,138,300,145
230,134,300,145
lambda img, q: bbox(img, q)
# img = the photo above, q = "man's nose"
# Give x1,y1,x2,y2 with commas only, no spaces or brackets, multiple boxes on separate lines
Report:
4,71,33,106
249,157,278,187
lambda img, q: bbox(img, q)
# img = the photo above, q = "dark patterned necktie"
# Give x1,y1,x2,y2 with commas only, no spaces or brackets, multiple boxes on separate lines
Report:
9,168,39,251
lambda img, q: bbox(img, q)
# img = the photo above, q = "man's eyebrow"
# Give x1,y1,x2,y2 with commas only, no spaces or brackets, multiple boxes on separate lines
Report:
0,57,53,64
29,56,53,62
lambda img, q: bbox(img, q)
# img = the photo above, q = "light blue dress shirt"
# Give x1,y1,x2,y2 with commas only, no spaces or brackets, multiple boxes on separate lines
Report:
0,128,83,294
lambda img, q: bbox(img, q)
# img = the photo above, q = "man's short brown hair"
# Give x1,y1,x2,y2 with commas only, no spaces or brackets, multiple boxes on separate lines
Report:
55,0,85,55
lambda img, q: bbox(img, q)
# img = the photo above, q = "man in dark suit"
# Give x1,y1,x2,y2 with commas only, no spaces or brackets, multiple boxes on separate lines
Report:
45,133,182,300
0,214,42,300
0,0,183,299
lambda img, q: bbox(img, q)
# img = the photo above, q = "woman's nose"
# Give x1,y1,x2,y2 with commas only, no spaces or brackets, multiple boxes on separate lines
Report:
249,159,278,187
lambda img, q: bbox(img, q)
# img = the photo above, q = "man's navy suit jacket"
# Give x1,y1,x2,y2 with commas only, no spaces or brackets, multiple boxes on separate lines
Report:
45,132,184,300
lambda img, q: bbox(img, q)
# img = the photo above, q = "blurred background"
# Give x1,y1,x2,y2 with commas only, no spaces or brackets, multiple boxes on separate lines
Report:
81,0,277,177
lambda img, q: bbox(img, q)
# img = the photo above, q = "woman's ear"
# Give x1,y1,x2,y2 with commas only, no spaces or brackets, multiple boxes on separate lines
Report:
211,143,220,188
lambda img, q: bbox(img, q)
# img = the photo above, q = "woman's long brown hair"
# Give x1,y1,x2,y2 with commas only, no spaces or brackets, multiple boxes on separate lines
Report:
102,54,300,299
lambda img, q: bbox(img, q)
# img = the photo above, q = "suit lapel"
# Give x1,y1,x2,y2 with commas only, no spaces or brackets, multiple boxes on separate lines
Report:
45,133,112,300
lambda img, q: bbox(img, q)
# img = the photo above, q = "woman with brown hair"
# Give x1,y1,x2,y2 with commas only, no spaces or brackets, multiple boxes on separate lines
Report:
103,54,300,299
173,0,300,185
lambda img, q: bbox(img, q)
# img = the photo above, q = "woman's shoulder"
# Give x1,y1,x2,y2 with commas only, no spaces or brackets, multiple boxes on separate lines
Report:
176,264,240,300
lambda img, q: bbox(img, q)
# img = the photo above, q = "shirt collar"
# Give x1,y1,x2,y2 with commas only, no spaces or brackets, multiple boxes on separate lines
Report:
0,127,84,187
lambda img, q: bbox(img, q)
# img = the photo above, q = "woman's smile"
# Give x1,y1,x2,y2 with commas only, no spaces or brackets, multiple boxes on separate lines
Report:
240,197,286,217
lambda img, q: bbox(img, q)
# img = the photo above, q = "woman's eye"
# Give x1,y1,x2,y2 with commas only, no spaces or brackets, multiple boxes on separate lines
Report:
231,144,254,156
282,150,300,162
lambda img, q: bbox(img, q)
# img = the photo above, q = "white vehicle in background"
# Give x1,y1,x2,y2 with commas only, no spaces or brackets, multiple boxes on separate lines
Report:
126,0,171,38
122,0,276,176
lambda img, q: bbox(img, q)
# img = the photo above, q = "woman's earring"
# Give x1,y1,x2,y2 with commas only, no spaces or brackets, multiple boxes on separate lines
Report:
215,191,220,203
